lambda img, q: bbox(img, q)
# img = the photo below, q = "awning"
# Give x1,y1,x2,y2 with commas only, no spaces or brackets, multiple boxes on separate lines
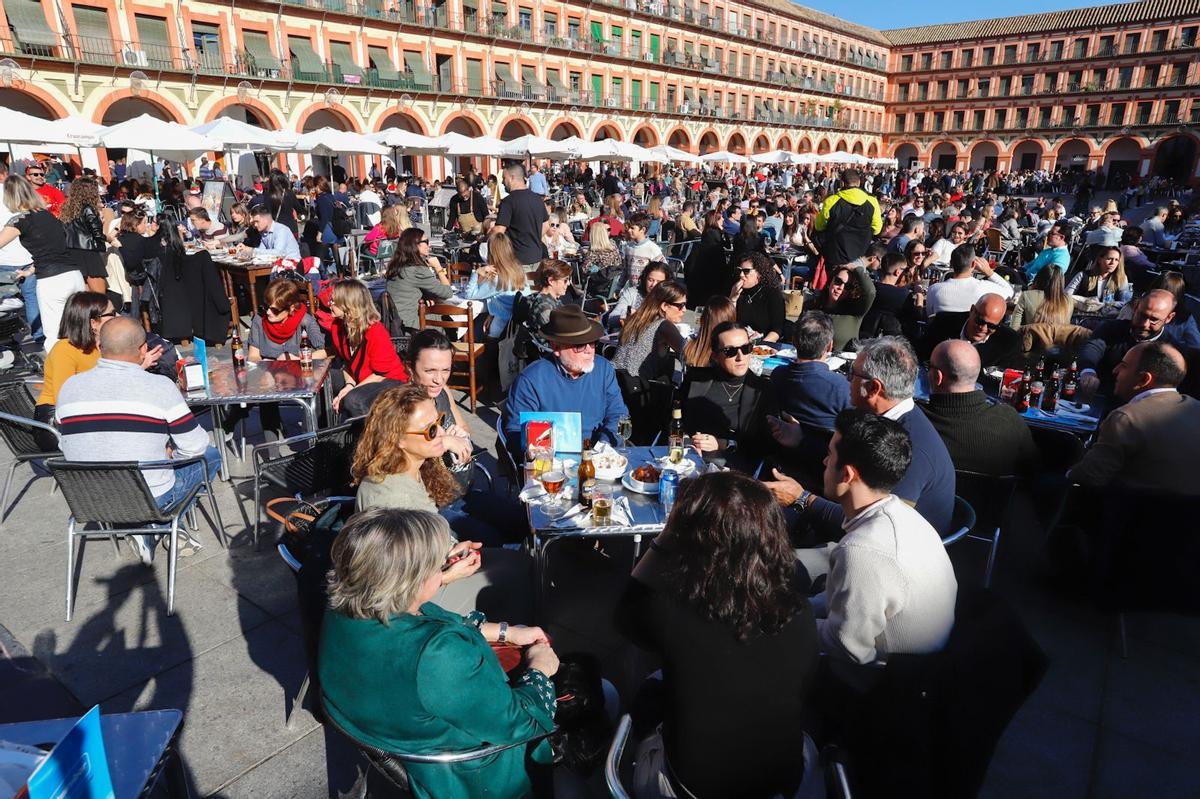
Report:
683,88,694,103
330,41,364,79
494,63,520,94
546,70,565,91
243,31,281,72
287,36,324,75
4,0,57,48
521,66,545,97
368,46,401,82
403,51,433,89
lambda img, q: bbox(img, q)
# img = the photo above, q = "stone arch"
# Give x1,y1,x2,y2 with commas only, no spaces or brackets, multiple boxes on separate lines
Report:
776,135,792,152
1150,134,1200,182
95,92,183,124
209,100,284,178
299,105,363,178
441,113,486,137
851,140,864,155
0,86,65,118
1102,136,1145,185
547,119,582,140
590,121,623,141
631,125,658,147
666,127,692,151
834,138,848,152
497,116,536,140
893,142,919,167
1053,138,1091,171
867,142,879,158
929,140,959,170
1009,139,1046,172
752,134,770,153
969,141,999,171
816,138,831,155
797,137,813,153
697,130,719,155
727,132,746,154
375,109,429,135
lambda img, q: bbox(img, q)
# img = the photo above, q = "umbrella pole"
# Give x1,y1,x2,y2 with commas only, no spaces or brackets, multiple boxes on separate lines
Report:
151,150,161,207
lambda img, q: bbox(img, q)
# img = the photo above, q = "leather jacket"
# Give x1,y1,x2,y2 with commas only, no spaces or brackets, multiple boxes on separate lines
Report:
64,205,105,252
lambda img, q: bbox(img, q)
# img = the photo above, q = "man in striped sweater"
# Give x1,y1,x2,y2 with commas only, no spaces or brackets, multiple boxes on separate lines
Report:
56,317,219,562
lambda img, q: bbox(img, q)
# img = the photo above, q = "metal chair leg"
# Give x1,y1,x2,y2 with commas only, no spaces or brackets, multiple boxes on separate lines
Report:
1,460,19,523
253,476,261,550
287,671,311,730
166,518,179,616
983,526,1000,588
205,478,226,549
65,518,76,621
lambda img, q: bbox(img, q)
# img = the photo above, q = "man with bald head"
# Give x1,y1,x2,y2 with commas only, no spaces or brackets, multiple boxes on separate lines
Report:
56,317,219,562
922,339,1038,476
1069,341,1200,495
1077,289,1177,401
920,292,1024,368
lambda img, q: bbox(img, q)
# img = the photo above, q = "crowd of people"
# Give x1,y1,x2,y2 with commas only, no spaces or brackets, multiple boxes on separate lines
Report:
3,146,1200,798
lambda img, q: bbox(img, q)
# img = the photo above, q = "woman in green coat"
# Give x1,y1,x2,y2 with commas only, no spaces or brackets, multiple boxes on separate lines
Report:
319,508,559,798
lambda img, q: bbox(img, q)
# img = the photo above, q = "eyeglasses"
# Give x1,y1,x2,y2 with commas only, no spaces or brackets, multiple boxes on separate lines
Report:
849,369,872,381
25,171,44,177
97,310,118,319
405,412,446,441
561,341,596,352
666,301,687,309
971,312,1001,331
738,267,755,275
260,304,287,316
831,277,848,287
718,342,754,358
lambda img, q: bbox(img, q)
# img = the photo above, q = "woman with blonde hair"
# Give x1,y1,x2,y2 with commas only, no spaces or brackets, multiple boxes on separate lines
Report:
1010,265,1075,328
318,507,554,799
362,203,410,256
327,279,409,418
682,295,737,367
218,202,258,247
1066,246,1129,301
0,175,85,351
351,385,532,610
582,221,622,295
464,231,528,339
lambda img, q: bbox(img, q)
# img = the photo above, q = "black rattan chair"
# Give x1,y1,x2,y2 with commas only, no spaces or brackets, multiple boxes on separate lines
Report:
247,418,363,548
952,471,1019,587
47,455,224,619
0,402,61,524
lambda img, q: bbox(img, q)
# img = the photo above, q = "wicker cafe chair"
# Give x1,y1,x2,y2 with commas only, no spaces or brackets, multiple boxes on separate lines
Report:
0,401,61,524
418,302,486,412
47,455,224,620
247,418,362,548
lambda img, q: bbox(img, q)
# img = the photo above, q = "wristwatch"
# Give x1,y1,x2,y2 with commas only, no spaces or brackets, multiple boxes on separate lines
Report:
498,621,509,644
793,489,815,512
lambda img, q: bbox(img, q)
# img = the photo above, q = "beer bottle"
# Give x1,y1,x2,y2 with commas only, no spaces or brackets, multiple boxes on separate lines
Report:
231,328,246,371
1035,355,1046,382
1041,369,1059,413
1062,360,1079,403
1017,370,1032,412
668,403,685,464
578,449,595,507
299,327,314,371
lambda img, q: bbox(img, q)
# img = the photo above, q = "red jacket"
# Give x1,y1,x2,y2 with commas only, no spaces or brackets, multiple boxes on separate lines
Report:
37,184,66,217
329,320,408,383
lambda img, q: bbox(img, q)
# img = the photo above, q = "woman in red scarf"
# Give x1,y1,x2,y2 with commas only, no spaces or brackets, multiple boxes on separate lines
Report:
223,278,328,442
246,278,327,362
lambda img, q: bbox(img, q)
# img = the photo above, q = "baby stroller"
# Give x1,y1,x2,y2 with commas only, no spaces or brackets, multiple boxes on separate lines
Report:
0,310,45,378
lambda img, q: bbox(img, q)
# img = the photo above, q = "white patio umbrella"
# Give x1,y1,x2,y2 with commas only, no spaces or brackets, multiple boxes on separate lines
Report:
575,139,654,162
499,134,581,160
192,117,296,150
699,150,750,165
370,128,447,155
790,153,820,165
290,127,388,157
870,157,899,167
45,116,105,148
98,114,223,200
0,108,77,156
444,135,509,157
749,150,795,165
644,144,701,164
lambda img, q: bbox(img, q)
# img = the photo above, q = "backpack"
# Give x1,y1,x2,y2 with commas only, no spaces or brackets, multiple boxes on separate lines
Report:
331,201,353,237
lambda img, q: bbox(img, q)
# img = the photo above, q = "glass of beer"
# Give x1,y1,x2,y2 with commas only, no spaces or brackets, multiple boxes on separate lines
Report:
591,484,613,526
540,469,567,517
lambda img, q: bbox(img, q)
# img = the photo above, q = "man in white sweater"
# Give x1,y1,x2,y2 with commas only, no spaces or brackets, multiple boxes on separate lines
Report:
817,409,958,665
925,242,1013,317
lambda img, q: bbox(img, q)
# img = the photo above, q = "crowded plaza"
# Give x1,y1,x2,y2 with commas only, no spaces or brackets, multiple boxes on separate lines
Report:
1,0,1200,796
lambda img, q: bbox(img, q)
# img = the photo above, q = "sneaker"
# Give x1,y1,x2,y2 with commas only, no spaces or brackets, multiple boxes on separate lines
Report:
129,535,156,565
162,531,204,558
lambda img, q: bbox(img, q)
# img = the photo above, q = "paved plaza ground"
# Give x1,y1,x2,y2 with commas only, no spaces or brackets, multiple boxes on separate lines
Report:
1,197,1196,797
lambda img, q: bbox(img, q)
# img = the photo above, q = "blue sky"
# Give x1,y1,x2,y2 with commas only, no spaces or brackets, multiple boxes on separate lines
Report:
799,0,1123,31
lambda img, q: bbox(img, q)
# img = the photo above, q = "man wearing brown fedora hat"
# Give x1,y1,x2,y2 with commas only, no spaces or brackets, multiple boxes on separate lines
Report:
502,305,628,462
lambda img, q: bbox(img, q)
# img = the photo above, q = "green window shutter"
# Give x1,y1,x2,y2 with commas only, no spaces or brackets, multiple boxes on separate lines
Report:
403,51,432,89
72,4,112,62
287,35,324,79
367,46,400,84
5,0,56,49
330,41,363,80
590,74,602,104
242,31,281,72
631,79,641,108
590,21,602,43
466,58,482,94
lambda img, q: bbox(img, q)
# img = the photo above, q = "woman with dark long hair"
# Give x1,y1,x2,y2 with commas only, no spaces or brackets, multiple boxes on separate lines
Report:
681,295,737,368
613,280,688,381
616,471,818,799
814,261,876,350
385,227,454,331
683,210,730,310
730,251,785,343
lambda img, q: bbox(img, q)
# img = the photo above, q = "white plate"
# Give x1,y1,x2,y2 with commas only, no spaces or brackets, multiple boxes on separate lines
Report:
622,474,660,495
655,457,697,476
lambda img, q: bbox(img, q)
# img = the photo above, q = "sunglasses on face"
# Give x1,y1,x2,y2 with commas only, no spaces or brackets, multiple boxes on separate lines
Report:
406,412,446,441
738,267,755,275
718,342,753,358
911,250,928,256
562,341,596,352
971,313,1001,331
260,304,287,316
666,301,687,309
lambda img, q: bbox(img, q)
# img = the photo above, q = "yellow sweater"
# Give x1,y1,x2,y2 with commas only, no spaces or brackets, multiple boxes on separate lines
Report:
37,341,100,406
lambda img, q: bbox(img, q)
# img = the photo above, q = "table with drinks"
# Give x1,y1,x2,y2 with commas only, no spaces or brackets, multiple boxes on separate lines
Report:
990,356,1100,436
522,416,702,603
181,342,334,480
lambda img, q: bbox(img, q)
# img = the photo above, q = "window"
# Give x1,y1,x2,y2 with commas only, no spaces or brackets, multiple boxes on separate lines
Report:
1003,44,1017,64
894,113,905,131
1143,64,1160,87
1044,72,1058,92
569,71,580,91
567,18,579,40
1021,75,1034,95
901,54,912,71
1072,38,1087,58
1039,107,1051,126
1015,108,1028,128
1026,42,1040,61
543,11,556,37
191,22,221,71
973,109,985,129
939,51,951,68
134,14,172,68
960,48,973,67
936,79,947,99
917,81,928,100
982,47,994,65
1118,66,1133,88
1181,26,1198,47
1171,63,1188,85
1061,105,1076,126
1124,33,1140,54
994,108,1006,128
933,111,944,131
1136,101,1152,123
999,75,1012,95
978,78,989,97
898,83,909,101
1049,40,1063,60
1085,104,1100,125
920,51,931,69
1109,103,1125,125
1091,68,1107,90
952,110,963,129
913,112,924,130
1068,70,1083,90
1151,30,1167,50
466,58,483,93
1098,35,1115,55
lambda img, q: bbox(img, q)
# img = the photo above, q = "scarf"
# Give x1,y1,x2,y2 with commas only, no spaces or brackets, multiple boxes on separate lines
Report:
263,305,307,344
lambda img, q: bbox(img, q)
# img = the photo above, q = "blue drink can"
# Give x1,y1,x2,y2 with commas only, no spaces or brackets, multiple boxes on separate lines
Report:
660,469,680,513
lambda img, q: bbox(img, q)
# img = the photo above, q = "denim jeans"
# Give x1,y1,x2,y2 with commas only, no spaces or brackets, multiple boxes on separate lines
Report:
0,265,40,341
155,447,222,510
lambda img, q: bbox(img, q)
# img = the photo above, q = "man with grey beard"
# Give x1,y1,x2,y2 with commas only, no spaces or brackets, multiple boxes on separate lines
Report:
501,305,629,464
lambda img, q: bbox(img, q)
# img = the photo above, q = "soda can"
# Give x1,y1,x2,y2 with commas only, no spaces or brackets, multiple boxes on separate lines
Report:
660,469,680,513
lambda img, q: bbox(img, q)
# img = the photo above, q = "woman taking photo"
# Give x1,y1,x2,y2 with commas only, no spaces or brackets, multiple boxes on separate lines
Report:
33,291,117,447
362,203,410,256
613,280,688,383
318,508,555,799
681,295,737,368
1009,265,1074,328
328,279,409,418
385,227,455,332
1066,246,1129,301
60,178,109,294
615,471,818,799
730,252,785,344
814,262,877,350
610,262,669,328
462,232,527,339
0,175,85,351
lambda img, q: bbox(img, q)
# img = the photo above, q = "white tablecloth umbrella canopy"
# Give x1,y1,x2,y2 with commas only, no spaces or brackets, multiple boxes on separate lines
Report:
644,144,701,164
0,107,79,148
749,150,795,164
45,116,105,148
818,151,869,165
192,117,295,151
443,135,510,157
700,150,750,164
790,153,820,165
499,134,581,160
370,128,447,155
575,139,654,162
870,157,899,166
289,127,389,157
98,114,222,200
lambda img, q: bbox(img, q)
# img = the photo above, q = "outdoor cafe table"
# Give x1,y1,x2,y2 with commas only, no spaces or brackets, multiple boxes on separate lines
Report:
0,710,188,798
184,352,334,480
524,445,703,603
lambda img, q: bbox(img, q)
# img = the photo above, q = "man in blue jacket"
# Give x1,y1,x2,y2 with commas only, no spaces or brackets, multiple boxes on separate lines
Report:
502,306,629,464
769,310,850,429
765,335,956,538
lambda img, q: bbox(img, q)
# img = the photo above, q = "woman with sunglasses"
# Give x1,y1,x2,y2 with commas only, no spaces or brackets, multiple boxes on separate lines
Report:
351,386,531,613
814,261,876,351
730,252,785,344
33,291,119,448
612,280,688,441
682,296,737,368
679,321,775,472
385,227,454,333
